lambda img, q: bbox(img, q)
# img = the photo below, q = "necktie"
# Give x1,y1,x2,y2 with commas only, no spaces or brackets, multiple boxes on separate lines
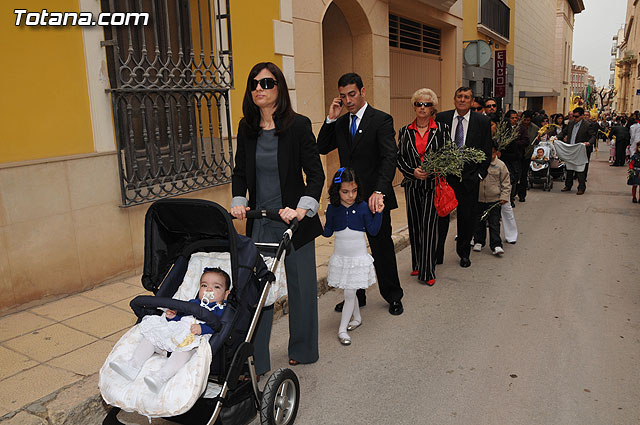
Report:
455,116,465,147
350,115,358,139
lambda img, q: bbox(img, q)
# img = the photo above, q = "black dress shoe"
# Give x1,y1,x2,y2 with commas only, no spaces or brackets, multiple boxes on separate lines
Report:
389,301,403,315
518,197,525,202
334,298,366,312
459,258,471,268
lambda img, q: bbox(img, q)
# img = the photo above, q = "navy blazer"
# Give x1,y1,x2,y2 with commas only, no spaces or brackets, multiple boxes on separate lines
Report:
435,110,493,189
317,104,398,210
232,114,325,249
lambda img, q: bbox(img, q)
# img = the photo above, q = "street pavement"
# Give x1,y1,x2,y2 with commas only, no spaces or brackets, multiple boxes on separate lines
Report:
104,154,640,425
259,154,639,425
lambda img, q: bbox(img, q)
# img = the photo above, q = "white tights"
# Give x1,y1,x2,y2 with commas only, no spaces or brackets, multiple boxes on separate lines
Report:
338,289,362,335
132,338,195,380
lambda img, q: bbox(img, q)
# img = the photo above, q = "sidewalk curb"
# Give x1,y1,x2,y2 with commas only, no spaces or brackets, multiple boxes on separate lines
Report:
0,227,410,424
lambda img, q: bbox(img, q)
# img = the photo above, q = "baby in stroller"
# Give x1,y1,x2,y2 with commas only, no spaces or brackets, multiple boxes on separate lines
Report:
109,267,230,393
531,147,549,170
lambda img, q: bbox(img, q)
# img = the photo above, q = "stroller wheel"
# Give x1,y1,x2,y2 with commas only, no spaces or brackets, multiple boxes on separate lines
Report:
260,368,300,425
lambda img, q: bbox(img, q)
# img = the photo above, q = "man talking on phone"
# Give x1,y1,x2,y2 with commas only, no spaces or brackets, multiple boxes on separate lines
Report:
317,73,404,316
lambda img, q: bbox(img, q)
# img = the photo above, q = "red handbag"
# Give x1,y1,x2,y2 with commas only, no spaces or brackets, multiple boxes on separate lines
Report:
433,170,458,217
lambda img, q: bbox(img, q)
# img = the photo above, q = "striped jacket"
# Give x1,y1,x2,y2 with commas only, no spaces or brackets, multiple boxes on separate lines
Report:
397,119,450,189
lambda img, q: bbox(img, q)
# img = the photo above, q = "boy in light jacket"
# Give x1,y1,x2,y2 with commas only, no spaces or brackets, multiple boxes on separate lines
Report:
473,143,511,255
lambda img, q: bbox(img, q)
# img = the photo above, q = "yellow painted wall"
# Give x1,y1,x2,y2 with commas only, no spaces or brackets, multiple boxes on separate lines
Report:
0,0,282,164
0,0,94,163
462,0,515,64
229,0,282,132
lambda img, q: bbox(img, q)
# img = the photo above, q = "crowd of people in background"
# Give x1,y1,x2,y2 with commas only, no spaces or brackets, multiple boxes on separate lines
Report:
231,61,639,366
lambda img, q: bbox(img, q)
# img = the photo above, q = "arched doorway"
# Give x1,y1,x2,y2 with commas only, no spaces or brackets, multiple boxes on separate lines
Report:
321,0,373,178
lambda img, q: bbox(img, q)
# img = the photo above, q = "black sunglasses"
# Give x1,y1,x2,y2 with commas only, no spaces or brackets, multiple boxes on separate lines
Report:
471,107,484,111
485,104,497,108
251,78,278,91
414,101,433,108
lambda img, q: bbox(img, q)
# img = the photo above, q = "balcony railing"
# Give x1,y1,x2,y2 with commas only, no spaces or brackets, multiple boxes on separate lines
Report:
478,0,510,41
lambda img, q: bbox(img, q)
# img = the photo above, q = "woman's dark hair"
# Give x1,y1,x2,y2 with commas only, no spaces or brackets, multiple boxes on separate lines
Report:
504,109,517,120
328,167,363,206
202,267,231,291
241,62,295,138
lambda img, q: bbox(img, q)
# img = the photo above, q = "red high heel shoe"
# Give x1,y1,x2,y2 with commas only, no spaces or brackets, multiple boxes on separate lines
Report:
410,270,419,276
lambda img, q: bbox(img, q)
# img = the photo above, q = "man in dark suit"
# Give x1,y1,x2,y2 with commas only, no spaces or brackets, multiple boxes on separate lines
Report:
610,116,630,166
557,107,595,194
435,87,492,268
317,73,403,316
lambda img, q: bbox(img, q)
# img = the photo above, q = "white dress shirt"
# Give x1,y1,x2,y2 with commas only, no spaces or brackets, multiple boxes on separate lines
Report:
451,109,471,147
326,102,368,131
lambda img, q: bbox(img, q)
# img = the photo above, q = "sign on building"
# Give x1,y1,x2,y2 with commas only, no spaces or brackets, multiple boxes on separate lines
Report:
494,50,507,98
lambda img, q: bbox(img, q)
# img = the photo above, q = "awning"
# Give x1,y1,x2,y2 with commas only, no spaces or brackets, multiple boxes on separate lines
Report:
519,90,560,98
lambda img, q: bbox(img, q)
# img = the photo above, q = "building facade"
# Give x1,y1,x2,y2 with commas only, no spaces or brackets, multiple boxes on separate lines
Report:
461,0,516,110
0,0,464,311
512,0,583,114
614,0,640,114
571,63,589,98
554,0,584,115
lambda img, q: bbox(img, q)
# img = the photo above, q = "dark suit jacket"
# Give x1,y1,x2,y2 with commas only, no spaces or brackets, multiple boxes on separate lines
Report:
435,110,493,189
317,104,398,210
499,125,528,163
558,119,596,156
609,124,630,146
232,114,325,249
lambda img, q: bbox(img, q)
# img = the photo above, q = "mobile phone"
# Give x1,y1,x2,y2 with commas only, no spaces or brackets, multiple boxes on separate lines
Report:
338,99,343,107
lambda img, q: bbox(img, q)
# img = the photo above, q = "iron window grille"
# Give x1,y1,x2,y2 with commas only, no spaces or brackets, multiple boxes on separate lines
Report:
478,0,510,41
389,14,441,56
101,0,234,207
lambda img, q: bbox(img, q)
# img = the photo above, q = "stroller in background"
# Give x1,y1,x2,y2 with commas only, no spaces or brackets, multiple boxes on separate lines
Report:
101,199,300,425
545,140,567,181
528,143,553,191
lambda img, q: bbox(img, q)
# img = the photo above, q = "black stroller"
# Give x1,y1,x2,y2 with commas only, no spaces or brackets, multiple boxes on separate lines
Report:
102,199,300,425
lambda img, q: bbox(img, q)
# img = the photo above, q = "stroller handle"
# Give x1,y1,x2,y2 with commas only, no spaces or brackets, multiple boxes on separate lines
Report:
236,209,299,234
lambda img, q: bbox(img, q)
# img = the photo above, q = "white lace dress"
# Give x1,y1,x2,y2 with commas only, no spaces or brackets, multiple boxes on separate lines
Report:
327,228,376,289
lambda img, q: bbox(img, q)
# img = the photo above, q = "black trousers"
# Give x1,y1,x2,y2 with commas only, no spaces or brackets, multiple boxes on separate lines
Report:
355,209,403,305
503,159,521,202
565,169,586,192
404,184,439,281
516,158,530,200
615,140,628,165
474,201,502,250
436,178,479,261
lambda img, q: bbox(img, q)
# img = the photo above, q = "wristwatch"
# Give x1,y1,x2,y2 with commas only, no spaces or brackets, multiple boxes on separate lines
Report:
374,191,385,197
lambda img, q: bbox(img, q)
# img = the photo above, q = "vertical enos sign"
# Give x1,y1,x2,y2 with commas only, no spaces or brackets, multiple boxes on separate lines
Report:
494,50,507,98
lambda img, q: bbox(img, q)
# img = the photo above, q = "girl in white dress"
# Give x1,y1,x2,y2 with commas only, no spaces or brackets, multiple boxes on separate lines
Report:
323,168,383,346
109,267,230,393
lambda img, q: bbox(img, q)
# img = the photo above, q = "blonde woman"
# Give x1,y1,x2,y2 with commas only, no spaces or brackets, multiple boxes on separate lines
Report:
396,88,450,286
